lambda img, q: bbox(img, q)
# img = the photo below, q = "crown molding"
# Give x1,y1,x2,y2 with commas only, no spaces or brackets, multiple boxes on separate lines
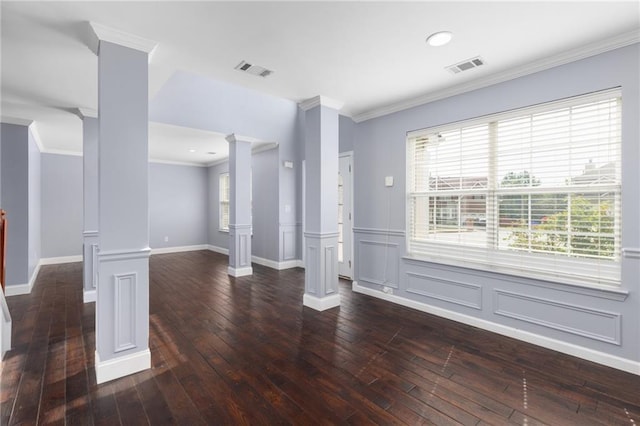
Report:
149,158,207,168
29,123,45,153
41,148,83,157
88,21,158,61
353,30,640,123
1,116,33,127
299,95,344,112
225,133,262,144
75,107,98,119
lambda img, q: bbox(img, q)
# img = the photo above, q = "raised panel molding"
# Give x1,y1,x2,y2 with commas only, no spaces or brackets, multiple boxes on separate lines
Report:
494,289,621,345
406,272,482,310
113,272,137,353
306,246,317,295
324,245,336,294
358,240,399,288
239,234,248,266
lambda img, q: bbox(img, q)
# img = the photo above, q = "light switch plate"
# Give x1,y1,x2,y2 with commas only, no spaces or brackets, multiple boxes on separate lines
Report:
385,176,394,187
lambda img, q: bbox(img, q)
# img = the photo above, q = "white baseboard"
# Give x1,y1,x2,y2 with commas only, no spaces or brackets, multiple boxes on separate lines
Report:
95,349,151,384
352,281,640,376
40,255,82,265
228,266,253,277
5,262,42,296
208,247,303,271
207,245,229,255
150,244,208,255
1,290,12,359
83,289,96,303
303,293,341,311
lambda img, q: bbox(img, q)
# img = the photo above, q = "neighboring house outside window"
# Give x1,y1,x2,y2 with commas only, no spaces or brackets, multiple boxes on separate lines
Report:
407,89,621,287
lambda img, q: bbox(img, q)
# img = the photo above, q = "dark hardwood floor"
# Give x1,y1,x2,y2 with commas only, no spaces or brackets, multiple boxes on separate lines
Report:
1,250,639,425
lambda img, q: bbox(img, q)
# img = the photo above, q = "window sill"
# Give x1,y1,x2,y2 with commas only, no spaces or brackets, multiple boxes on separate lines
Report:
402,255,629,302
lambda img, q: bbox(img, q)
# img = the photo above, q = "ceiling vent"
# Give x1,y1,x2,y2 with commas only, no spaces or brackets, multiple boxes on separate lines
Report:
235,60,274,78
446,56,485,74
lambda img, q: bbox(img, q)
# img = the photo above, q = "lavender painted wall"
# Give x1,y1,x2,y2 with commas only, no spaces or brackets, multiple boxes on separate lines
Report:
352,44,640,368
149,163,208,249
41,153,83,258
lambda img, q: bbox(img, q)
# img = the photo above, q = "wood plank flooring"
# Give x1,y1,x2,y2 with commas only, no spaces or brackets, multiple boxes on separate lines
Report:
1,250,639,425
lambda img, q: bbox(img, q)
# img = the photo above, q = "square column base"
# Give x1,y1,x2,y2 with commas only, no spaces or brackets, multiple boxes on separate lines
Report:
228,266,253,277
303,293,341,311
95,248,150,383
303,232,340,309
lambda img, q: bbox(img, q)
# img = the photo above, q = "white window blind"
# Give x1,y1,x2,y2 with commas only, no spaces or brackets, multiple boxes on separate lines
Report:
407,89,622,287
219,172,230,231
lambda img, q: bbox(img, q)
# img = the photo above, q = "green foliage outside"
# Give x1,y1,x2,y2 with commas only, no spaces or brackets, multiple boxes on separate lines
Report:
508,195,614,258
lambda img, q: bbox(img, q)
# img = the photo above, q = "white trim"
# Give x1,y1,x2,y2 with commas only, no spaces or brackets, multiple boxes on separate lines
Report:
89,21,158,59
353,30,640,123
622,247,640,259
40,255,82,265
251,142,279,155
83,289,97,303
42,149,83,157
228,266,253,277
299,95,344,112
1,116,33,126
5,263,42,296
95,349,151,384
28,123,45,153
75,107,98,119
352,281,640,375
303,293,341,311
150,245,208,255
251,256,303,271
0,290,11,360
149,158,208,167
207,245,229,255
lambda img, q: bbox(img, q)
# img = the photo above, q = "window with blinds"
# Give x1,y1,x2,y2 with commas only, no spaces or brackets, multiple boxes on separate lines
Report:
407,89,621,287
219,172,230,231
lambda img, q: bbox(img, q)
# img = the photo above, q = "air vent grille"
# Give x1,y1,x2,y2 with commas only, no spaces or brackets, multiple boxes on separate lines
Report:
235,60,274,78
446,56,485,74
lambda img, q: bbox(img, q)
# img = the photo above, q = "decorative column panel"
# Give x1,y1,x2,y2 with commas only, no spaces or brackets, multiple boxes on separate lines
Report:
77,108,99,303
300,96,343,311
89,22,157,384
226,134,253,277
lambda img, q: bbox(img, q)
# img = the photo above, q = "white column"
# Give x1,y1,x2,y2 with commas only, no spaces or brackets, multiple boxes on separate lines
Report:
300,96,343,311
76,108,99,304
226,134,253,277
89,22,157,384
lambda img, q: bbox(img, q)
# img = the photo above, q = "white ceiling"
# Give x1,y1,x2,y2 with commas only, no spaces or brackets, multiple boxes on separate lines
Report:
1,1,639,165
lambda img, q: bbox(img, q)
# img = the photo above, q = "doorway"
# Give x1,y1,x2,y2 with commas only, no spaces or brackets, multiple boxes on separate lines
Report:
338,153,353,279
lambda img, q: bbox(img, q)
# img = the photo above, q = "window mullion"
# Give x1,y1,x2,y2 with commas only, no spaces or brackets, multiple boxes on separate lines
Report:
487,121,498,250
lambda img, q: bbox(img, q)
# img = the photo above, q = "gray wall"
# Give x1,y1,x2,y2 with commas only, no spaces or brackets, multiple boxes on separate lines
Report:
352,44,640,365
339,114,355,154
0,124,30,286
150,72,301,262
252,148,280,261
41,153,83,258
149,163,208,249
41,154,211,258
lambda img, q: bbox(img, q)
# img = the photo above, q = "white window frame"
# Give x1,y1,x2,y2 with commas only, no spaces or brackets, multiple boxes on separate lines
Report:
219,172,230,232
406,89,622,287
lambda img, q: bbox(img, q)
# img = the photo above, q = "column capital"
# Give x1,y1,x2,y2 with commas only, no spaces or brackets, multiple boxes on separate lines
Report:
299,95,344,112
74,107,98,120
225,133,259,144
88,21,158,60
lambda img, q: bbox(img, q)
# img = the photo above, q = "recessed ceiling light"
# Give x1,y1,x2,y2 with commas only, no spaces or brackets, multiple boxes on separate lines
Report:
426,31,453,47
189,149,196,153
